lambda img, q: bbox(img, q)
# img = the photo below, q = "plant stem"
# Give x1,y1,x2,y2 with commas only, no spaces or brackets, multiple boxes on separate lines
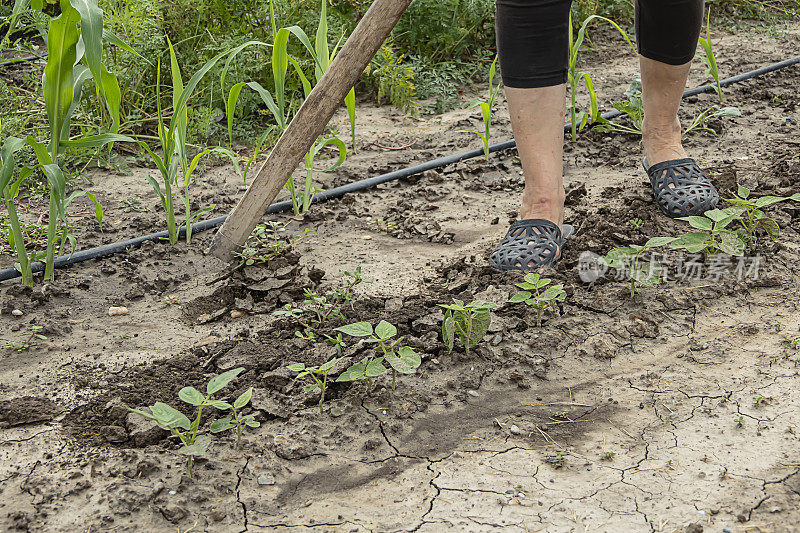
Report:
44,192,57,280
164,178,176,244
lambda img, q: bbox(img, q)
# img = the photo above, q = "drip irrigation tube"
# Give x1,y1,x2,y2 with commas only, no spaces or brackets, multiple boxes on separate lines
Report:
0,54,46,67
1,55,799,282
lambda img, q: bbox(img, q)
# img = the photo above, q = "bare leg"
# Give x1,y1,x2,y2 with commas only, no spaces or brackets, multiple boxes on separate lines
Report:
640,56,691,165
505,84,566,227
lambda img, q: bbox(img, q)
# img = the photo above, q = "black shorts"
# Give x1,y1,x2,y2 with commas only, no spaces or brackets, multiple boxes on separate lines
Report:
496,0,704,88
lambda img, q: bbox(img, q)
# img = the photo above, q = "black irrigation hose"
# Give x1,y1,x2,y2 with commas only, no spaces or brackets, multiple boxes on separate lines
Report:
1,55,799,282
0,54,46,67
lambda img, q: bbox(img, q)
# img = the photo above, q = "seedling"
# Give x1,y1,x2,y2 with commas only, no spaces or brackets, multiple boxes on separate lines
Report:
735,416,744,428
209,387,260,448
334,320,421,390
457,55,501,160
287,357,342,412
602,236,676,298
698,7,722,104
723,185,800,245
629,218,643,230
232,222,314,266
669,208,747,257
3,324,46,352
752,394,769,407
273,267,365,334
601,451,616,461
508,273,567,327
593,75,643,136
128,368,246,477
544,450,566,468
684,105,741,136
439,299,497,356
567,14,637,141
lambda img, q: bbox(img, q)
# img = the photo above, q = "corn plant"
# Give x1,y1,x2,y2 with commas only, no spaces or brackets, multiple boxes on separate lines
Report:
509,273,567,327
669,208,747,257
335,320,421,390
698,7,722,104
139,41,241,245
457,55,500,160
5,0,133,282
439,299,497,355
602,236,675,297
287,357,342,412
209,387,260,449
567,13,636,141
222,0,356,212
723,185,800,244
128,368,246,477
0,130,37,286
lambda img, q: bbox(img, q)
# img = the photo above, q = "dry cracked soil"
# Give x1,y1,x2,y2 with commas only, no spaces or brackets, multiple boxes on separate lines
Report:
1,20,800,533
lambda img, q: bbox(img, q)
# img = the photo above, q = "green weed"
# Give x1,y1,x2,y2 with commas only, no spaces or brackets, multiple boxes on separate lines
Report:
3,324,46,352
287,357,342,412
602,236,675,297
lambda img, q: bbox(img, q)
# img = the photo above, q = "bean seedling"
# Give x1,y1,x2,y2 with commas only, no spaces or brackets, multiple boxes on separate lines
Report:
457,55,500,160
602,236,676,297
209,387,260,449
683,105,741,136
3,324,47,352
439,299,497,356
232,221,314,266
335,320,421,390
287,357,342,412
128,368,247,477
669,208,747,257
509,273,567,327
723,185,800,245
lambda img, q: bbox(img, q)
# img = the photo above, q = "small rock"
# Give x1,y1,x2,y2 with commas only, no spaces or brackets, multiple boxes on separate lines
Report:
100,425,127,443
384,298,403,312
160,504,187,523
509,425,521,435
11,309,23,317
273,434,311,460
104,398,129,421
108,306,128,316
257,474,275,486
210,509,226,522
467,390,479,398
683,524,703,533
149,482,165,500
230,309,246,319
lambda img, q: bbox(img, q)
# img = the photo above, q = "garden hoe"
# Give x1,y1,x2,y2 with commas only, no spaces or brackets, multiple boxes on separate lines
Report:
208,0,413,262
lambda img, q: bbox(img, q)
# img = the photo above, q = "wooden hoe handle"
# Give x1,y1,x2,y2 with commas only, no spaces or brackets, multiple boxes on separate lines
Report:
209,0,414,261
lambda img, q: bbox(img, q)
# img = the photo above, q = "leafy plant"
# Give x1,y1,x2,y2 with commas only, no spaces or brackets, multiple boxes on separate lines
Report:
335,320,421,390
365,40,417,114
592,75,643,136
128,368,247,476
140,40,241,245
456,55,500,160
683,105,741,136
544,450,566,468
698,7,722,104
567,13,636,141
669,208,747,257
287,357,342,412
439,299,497,356
723,185,800,244
509,273,567,327
209,386,260,449
3,324,47,352
232,221,313,266
602,236,676,297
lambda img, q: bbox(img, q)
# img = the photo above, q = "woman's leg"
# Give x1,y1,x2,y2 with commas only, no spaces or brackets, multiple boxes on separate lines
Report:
496,0,573,227
636,0,705,165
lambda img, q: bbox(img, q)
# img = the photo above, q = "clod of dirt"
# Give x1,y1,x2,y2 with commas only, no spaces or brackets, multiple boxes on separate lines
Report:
125,410,165,447
0,396,59,428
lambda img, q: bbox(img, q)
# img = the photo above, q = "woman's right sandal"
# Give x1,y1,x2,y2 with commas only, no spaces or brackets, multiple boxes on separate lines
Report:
643,157,719,218
489,218,574,272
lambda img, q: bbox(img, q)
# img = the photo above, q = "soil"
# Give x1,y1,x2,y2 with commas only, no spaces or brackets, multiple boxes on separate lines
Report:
1,22,800,533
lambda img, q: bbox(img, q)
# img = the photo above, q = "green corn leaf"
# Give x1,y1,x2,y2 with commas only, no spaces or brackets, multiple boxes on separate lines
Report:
0,136,27,191
179,434,211,456
345,87,356,151
311,137,347,173
60,133,134,149
314,0,329,81
335,322,373,337
69,0,104,86
59,64,92,141
273,28,289,126
234,388,253,409
178,386,205,406
43,3,81,147
386,346,420,374
41,163,66,219
245,81,283,128
84,191,103,227
100,65,122,133
226,82,246,145
207,367,245,395
102,28,143,59
289,56,313,98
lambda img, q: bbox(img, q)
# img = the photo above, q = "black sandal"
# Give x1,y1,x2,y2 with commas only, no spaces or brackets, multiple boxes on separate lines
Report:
643,157,719,218
489,219,574,272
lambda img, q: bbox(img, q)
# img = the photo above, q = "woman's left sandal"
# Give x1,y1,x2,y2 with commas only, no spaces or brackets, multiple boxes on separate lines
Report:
489,218,574,272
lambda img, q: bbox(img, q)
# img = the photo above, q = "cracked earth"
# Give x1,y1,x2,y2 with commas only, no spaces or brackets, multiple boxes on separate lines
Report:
1,21,800,533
